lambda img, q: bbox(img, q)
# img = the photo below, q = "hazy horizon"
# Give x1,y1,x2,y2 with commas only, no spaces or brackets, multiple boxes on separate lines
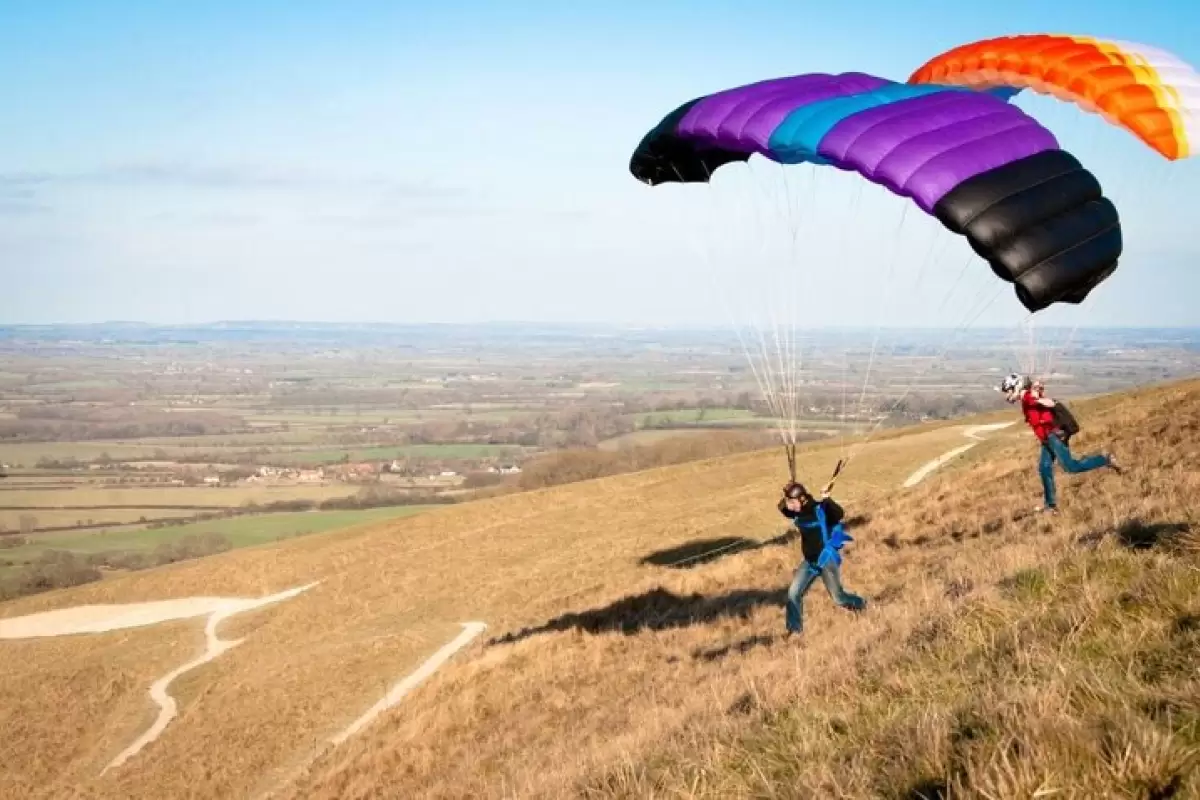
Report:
3,319,1198,335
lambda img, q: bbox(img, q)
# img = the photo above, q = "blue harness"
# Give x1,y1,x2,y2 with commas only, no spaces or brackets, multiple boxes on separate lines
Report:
795,503,854,576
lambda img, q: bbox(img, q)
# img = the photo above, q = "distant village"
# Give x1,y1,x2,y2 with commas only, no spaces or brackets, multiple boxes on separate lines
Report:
62,458,524,489
239,461,522,487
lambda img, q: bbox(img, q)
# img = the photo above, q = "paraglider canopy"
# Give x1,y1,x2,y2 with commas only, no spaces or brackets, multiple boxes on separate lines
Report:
629,71,1123,313
907,34,1200,161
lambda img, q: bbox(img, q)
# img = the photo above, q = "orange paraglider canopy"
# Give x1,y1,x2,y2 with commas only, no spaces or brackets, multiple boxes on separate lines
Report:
909,34,1200,160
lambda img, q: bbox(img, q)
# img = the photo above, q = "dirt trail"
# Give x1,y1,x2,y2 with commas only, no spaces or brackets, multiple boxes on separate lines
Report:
0,583,318,773
256,621,488,800
0,586,484,783
330,620,487,745
901,422,1015,488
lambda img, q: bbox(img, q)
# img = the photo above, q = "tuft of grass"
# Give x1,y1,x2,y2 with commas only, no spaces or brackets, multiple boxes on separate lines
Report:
998,566,1048,600
578,542,1200,799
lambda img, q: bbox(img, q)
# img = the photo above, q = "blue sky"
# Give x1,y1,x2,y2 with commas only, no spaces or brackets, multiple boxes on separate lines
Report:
2,0,1199,327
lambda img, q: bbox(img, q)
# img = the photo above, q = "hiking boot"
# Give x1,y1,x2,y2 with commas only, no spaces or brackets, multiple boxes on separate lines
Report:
1039,505,1059,516
1106,453,1124,474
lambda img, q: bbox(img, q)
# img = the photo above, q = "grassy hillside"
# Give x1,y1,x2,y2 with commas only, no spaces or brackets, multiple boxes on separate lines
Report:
0,378,1195,799
288,378,1199,799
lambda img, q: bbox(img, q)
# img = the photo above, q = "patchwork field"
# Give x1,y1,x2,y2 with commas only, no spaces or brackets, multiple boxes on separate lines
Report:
0,506,436,565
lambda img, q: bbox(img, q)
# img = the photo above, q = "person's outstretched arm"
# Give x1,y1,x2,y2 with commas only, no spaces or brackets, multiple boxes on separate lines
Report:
821,497,845,526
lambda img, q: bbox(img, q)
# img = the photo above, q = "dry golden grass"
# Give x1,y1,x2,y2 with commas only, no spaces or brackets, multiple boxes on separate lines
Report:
0,406,967,798
0,619,199,798
0,379,1194,799
282,379,1198,800
597,428,756,451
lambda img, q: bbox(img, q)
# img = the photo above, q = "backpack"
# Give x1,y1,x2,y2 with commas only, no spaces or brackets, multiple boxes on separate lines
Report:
1051,402,1080,441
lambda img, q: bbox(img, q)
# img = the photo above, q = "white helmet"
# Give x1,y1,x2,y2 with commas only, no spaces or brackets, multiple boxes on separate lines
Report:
998,373,1027,394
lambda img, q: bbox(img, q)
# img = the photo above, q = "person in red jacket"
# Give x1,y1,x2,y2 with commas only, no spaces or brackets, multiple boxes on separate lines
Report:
999,374,1121,513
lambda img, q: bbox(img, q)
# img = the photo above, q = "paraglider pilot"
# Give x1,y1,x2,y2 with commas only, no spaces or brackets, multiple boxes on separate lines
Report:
777,480,866,636
999,374,1122,513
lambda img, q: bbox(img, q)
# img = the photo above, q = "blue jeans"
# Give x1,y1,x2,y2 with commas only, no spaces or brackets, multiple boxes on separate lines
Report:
785,560,866,633
1039,432,1109,508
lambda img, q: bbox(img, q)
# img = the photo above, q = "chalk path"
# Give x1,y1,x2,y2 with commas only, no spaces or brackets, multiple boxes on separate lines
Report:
330,621,487,745
0,583,318,773
101,584,319,772
0,585,485,778
255,621,487,800
0,586,315,641
901,422,1015,488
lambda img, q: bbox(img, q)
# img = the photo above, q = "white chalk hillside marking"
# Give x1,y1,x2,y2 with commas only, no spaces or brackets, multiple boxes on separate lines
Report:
330,621,487,746
254,621,489,800
0,583,318,640
102,583,317,773
0,582,317,773
960,422,1016,442
902,422,1015,488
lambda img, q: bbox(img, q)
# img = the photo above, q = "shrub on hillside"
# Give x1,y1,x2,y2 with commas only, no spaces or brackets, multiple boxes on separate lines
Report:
153,532,233,564
87,533,235,572
318,486,457,510
0,551,102,602
463,470,505,489
0,534,240,603
516,431,779,491
242,498,318,513
89,549,155,571
148,509,239,529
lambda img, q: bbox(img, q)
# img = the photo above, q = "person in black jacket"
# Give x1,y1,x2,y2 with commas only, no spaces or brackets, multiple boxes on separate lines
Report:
777,480,866,636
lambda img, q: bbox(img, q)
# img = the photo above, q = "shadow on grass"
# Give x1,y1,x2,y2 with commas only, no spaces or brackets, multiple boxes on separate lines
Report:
488,586,788,646
1115,519,1192,550
639,514,871,571
692,633,777,662
1076,519,1193,551
905,780,949,800
639,536,782,569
